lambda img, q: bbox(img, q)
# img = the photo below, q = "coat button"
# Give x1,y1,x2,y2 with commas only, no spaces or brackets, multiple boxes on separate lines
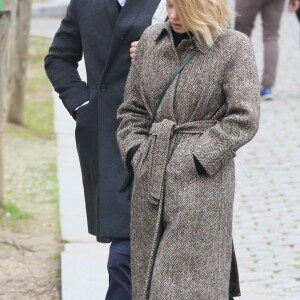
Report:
100,84,106,92
190,44,195,50
120,36,125,40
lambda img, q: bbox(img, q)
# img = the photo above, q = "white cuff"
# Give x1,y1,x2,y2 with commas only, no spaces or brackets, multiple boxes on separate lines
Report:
74,100,89,111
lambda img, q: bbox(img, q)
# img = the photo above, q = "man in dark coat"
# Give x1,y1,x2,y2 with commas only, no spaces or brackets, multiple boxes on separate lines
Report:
44,0,162,298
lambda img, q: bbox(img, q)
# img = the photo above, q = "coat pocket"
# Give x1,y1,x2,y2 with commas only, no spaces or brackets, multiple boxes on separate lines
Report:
132,138,151,172
131,145,143,171
119,138,151,195
75,100,90,121
186,149,202,183
134,136,156,194
119,146,144,194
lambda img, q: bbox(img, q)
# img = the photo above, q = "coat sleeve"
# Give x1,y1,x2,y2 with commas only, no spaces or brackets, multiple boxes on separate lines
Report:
44,0,89,118
117,28,152,166
192,33,260,176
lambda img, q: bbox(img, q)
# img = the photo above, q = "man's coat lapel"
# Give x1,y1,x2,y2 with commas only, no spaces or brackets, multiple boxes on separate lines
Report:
105,0,119,30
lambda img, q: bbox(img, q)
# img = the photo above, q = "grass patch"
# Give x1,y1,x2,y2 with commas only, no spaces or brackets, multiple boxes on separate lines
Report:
41,162,59,205
51,250,62,260
23,98,54,139
2,203,33,220
10,36,55,140
2,36,58,222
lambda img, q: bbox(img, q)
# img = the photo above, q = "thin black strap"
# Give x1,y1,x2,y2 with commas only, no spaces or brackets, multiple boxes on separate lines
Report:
119,48,199,195
148,48,199,128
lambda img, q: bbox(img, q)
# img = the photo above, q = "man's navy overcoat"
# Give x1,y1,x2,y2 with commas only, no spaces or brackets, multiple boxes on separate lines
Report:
45,0,161,242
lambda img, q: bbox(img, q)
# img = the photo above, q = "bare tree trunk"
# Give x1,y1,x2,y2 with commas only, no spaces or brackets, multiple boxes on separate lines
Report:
7,0,32,125
0,11,11,207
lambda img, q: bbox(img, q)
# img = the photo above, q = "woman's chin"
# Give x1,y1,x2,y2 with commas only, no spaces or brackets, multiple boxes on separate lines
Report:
172,27,187,34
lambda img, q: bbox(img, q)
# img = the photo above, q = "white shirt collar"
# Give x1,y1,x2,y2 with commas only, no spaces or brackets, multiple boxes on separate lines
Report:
118,0,126,7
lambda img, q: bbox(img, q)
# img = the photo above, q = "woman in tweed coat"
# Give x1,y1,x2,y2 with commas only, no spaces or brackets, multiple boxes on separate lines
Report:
117,0,260,299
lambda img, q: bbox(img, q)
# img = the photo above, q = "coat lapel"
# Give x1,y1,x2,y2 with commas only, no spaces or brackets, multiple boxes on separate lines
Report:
102,0,161,79
114,0,143,37
102,0,145,76
105,0,119,30
113,0,161,54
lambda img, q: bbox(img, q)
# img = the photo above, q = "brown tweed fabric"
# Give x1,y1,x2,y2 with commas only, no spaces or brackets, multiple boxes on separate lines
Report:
117,21,260,300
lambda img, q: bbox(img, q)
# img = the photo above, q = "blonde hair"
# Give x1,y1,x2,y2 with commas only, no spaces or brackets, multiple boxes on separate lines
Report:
173,0,233,46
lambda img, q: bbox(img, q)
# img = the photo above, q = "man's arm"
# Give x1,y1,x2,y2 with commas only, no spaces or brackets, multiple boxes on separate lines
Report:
44,0,89,119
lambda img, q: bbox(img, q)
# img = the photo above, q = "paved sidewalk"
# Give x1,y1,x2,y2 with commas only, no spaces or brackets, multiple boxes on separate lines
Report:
234,11,300,299
32,0,69,18
32,5,300,300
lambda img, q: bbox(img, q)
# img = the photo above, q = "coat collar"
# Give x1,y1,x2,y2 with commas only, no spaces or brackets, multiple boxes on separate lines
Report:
154,21,220,54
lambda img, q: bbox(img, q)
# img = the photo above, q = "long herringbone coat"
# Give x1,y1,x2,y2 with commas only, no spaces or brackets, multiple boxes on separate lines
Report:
117,22,260,300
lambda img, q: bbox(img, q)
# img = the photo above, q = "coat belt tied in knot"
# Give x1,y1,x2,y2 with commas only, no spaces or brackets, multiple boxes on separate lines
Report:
148,119,217,205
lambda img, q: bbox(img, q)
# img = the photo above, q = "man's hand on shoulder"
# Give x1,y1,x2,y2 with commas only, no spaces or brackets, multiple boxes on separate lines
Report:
130,41,139,61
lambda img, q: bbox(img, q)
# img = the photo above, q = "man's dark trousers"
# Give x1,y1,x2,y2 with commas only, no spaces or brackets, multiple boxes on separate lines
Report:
106,239,131,300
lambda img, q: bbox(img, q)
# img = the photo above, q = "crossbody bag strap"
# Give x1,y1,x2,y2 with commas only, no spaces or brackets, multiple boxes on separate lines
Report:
120,48,199,194
148,48,199,128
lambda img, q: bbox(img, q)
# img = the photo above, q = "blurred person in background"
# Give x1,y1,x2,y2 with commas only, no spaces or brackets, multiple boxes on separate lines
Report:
235,0,286,101
289,0,300,22
44,0,165,299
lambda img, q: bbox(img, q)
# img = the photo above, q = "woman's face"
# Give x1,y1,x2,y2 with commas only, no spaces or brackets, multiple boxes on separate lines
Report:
166,0,187,33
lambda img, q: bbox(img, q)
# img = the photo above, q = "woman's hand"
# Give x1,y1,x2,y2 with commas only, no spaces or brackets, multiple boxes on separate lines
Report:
130,41,139,61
